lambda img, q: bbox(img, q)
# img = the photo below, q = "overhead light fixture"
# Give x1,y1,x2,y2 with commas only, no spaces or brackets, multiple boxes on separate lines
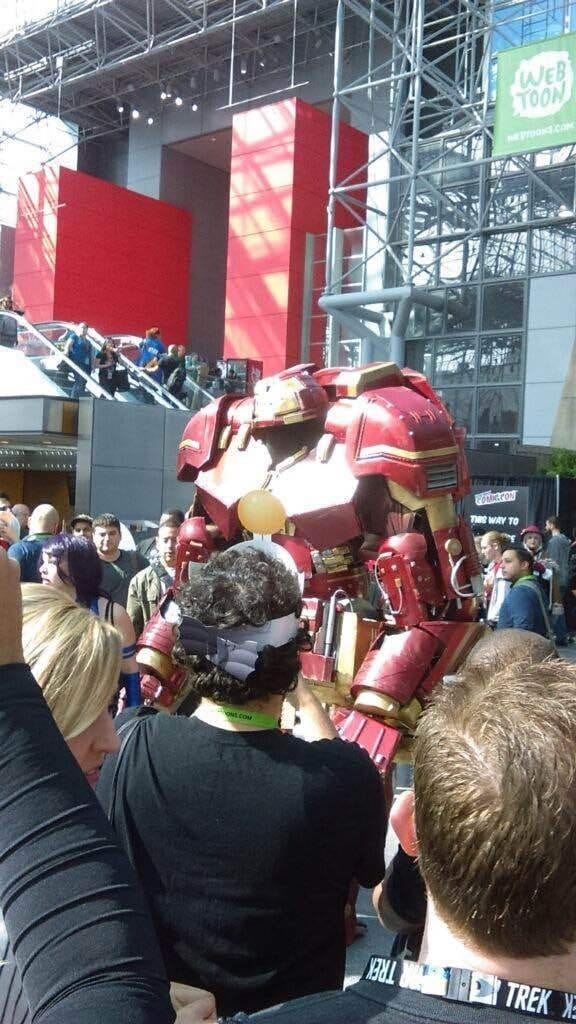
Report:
213,68,220,83
559,205,573,218
259,53,266,68
189,74,197,90
160,89,168,100
240,56,248,75
273,32,282,44
147,115,155,125
116,101,125,114
315,32,322,49
191,102,198,112
131,108,140,120
174,95,183,107
160,83,173,100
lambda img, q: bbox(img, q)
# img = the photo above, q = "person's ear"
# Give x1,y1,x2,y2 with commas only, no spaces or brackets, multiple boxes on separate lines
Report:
389,789,418,857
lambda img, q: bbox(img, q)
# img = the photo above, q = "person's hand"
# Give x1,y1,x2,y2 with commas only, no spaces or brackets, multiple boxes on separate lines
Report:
171,982,217,1023
284,675,313,710
0,549,23,665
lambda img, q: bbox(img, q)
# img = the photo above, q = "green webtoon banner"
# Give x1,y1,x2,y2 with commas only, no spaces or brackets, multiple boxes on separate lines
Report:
493,32,576,157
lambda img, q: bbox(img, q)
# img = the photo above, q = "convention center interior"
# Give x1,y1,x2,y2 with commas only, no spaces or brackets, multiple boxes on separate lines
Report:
3,2,576,1024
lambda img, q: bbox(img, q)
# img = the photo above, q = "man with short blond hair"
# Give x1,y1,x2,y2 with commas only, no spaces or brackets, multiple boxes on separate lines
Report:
242,657,576,1024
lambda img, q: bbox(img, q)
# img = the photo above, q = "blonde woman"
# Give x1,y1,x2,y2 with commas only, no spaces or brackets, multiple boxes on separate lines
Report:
0,584,121,1023
480,530,510,627
0,562,217,1023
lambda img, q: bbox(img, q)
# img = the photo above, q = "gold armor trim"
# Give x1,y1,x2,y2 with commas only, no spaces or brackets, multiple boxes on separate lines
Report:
179,438,201,451
218,426,232,450
337,362,401,397
136,648,174,680
361,443,458,461
387,482,457,531
353,689,400,719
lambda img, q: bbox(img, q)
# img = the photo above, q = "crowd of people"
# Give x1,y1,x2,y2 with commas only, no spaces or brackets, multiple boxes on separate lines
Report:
477,516,575,641
58,321,236,404
0,492,575,1023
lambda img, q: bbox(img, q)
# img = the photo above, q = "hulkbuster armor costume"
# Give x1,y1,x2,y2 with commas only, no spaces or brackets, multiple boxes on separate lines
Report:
137,361,486,773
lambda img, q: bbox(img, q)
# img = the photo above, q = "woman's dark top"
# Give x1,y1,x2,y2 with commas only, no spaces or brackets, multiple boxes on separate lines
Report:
0,663,174,1024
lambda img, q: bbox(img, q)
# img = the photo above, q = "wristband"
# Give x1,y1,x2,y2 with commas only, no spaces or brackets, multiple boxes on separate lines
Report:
121,671,141,707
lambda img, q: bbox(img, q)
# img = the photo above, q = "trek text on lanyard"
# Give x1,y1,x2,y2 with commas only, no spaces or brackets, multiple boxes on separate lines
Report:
362,956,576,1020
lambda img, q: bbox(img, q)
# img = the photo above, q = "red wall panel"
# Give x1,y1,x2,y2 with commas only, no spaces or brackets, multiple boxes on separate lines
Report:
224,98,367,376
14,167,192,346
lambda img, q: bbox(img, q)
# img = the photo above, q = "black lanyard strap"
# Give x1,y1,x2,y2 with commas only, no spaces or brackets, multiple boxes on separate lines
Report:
362,956,576,1020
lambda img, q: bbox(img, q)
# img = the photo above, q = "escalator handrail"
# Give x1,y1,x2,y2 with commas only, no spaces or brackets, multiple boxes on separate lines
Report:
87,327,192,410
33,320,155,407
104,333,215,408
5,313,114,400
86,327,186,409
33,321,214,411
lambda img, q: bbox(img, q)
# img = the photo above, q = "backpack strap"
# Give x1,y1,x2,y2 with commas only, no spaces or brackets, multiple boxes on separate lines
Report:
515,579,555,641
104,596,115,625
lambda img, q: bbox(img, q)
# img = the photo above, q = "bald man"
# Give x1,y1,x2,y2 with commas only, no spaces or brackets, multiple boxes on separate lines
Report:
8,503,59,582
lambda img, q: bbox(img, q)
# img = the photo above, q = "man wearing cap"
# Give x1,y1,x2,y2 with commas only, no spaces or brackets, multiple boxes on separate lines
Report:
97,546,386,1018
70,514,93,540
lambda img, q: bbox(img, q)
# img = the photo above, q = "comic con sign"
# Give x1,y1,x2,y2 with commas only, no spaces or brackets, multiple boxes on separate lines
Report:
493,32,576,156
463,486,529,543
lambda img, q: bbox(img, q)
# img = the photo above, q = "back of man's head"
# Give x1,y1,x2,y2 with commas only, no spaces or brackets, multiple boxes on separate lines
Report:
160,508,184,527
464,627,556,669
29,504,59,536
414,659,576,959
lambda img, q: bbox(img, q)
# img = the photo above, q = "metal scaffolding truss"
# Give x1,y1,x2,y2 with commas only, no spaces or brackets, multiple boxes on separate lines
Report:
0,0,341,133
324,0,576,324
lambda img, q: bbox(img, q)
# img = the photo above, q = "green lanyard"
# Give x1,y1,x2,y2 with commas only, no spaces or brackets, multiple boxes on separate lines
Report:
213,704,279,729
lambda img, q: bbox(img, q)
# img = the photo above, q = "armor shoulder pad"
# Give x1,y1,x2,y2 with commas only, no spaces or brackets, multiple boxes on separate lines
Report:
177,396,238,481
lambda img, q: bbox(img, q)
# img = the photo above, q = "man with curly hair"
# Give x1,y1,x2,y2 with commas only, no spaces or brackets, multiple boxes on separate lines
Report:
97,547,386,1019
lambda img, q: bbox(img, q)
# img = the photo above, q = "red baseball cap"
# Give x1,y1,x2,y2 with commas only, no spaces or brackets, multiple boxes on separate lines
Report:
520,524,542,538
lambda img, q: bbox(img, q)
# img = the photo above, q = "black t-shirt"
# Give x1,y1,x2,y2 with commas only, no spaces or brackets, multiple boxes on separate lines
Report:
157,354,180,380
96,712,386,1016
243,979,562,1024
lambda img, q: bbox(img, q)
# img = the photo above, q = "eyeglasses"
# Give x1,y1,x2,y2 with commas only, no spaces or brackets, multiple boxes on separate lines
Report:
0,505,11,511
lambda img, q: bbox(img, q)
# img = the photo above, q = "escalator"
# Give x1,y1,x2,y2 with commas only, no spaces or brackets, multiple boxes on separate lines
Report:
0,312,114,401
34,322,214,412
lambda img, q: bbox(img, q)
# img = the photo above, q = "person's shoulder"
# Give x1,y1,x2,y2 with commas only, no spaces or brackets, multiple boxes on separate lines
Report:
247,986,374,1023
290,733,380,777
7,541,25,558
129,563,153,588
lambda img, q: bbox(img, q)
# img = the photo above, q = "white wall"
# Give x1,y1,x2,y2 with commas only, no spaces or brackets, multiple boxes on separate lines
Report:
523,274,576,446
